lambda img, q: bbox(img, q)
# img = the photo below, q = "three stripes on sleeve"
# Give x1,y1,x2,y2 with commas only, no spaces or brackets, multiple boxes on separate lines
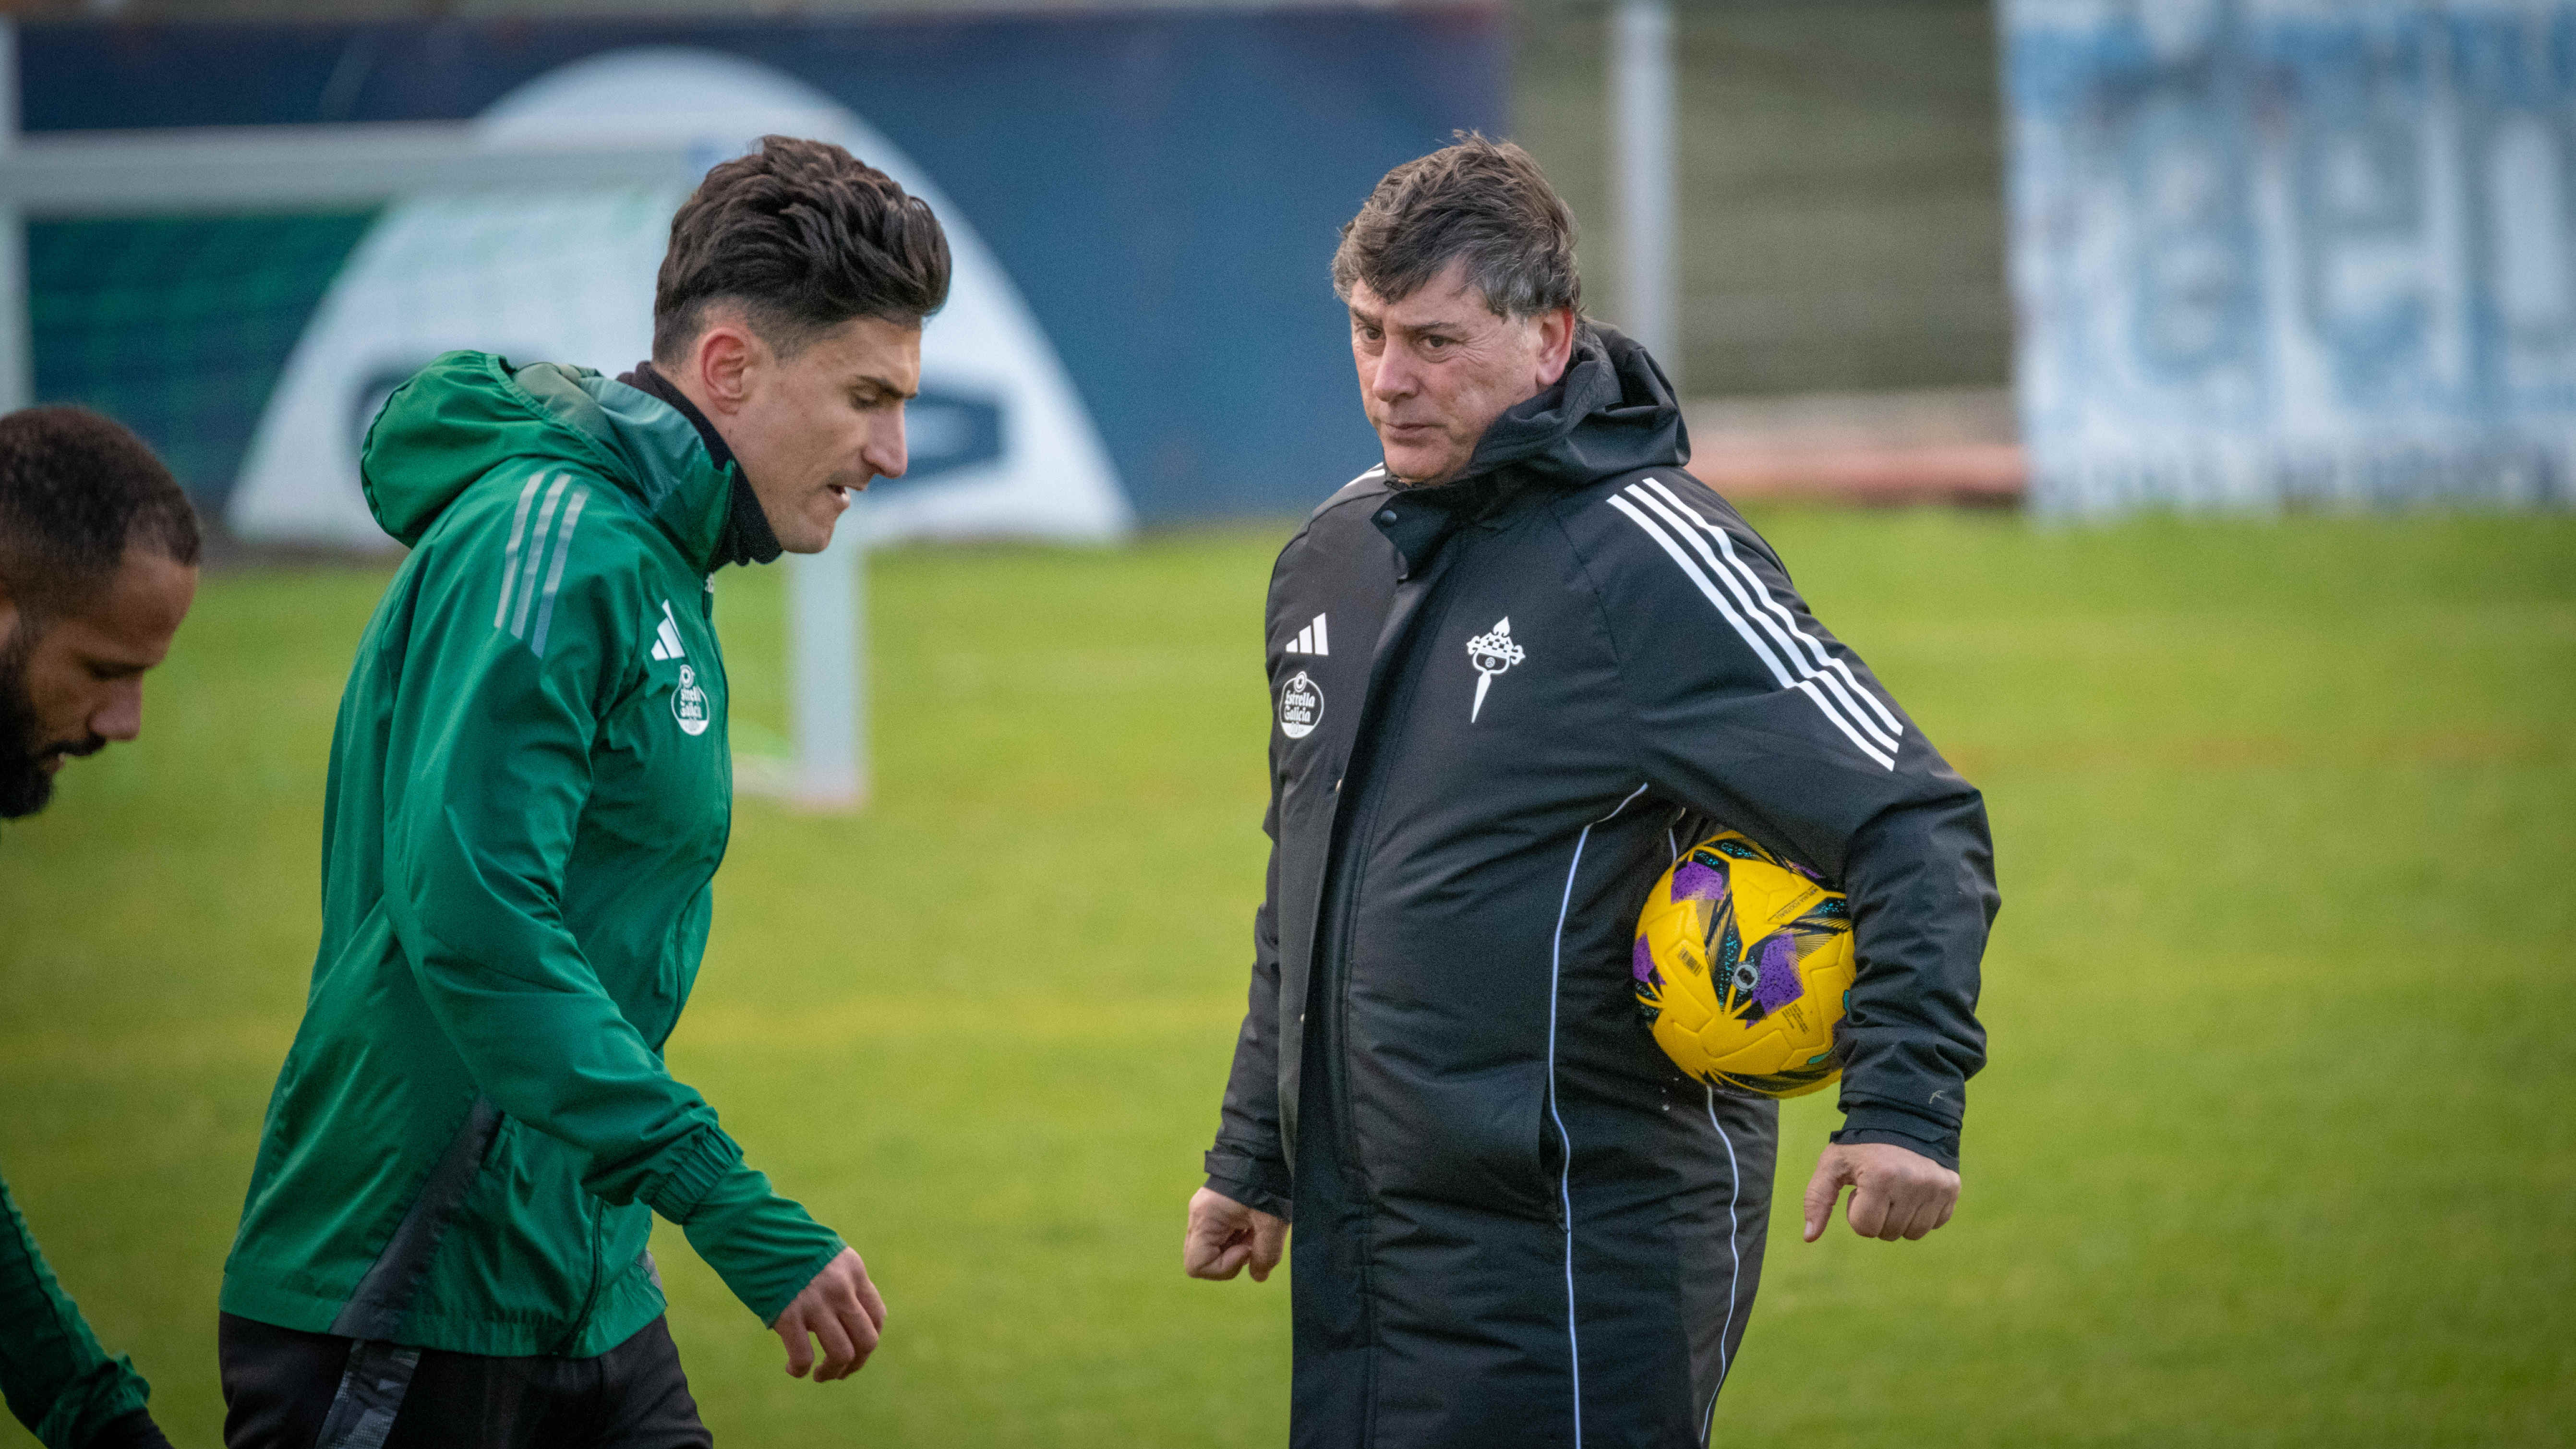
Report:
492,472,592,659
1606,476,1905,771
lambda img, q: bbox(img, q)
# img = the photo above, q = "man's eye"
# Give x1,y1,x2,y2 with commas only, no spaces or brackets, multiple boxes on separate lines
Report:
1422,336,1451,351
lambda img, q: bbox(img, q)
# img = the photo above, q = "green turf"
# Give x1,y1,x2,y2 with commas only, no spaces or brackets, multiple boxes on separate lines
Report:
1,510,2570,1447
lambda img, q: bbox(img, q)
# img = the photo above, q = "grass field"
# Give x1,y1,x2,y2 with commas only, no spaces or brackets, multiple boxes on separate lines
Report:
2,509,2571,1447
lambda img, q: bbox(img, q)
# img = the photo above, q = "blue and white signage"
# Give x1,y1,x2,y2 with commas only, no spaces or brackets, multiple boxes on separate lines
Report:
231,48,1127,548
19,12,1504,532
2008,0,2576,513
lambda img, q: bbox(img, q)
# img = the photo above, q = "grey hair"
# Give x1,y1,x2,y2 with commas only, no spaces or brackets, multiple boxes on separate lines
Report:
1330,132,1581,319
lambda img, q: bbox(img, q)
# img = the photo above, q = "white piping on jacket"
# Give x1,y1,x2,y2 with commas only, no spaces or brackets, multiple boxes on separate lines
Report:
1548,781,1651,1449
1699,1083,1746,1446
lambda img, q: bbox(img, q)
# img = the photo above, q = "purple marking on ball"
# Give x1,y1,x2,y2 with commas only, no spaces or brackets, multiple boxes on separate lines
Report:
1670,861,1727,904
1750,933,1805,1013
1632,934,1658,985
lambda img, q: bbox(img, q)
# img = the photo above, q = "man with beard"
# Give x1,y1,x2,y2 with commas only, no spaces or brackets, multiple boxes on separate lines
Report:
0,405,198,1448
1185,136,1995,1447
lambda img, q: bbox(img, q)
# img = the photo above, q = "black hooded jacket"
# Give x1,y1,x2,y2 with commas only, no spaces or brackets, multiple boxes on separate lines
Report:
1203,326,1996,1446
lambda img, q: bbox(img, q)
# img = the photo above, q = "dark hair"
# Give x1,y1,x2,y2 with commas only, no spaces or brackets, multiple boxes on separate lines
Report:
0,407,199,623
653,135,952,363
1332,132,1581,318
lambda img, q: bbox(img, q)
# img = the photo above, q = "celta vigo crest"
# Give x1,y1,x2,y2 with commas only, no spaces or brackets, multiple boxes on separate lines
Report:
1464,618,1524,723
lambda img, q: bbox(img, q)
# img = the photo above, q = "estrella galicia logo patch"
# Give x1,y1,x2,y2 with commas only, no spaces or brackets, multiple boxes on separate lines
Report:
1278,669,1324,740
672,663,711,737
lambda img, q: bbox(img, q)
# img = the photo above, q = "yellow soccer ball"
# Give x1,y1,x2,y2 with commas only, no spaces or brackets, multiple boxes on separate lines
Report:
1632,831,1856,1099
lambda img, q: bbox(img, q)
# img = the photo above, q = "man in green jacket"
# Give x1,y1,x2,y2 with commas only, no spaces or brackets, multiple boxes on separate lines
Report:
1,406,199,1449
217,136,946,1448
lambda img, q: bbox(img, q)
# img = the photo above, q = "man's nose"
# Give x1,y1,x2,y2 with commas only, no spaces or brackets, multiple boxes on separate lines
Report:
92,680,144,743
1373,350,1419,402
867,411,908,481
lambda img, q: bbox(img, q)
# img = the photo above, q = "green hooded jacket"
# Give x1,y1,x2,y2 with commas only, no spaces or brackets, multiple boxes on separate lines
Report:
220,352,843,1357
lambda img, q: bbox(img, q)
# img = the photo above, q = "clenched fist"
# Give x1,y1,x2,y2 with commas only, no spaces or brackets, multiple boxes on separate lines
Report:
1802,1142,1959,1243
771,1247,887,1382
1184,1187,1289,1282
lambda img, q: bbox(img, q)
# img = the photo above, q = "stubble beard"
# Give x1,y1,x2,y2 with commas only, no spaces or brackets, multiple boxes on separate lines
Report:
0,631,55,820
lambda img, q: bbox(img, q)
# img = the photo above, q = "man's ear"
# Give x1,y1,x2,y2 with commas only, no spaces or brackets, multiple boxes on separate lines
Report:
1533,306,1577,388
690,321,759,418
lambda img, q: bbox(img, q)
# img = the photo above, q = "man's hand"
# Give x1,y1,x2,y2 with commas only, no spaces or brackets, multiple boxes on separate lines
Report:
1802,1142,1959,1243
1184,1186,1288,1282
772,1247,887,1381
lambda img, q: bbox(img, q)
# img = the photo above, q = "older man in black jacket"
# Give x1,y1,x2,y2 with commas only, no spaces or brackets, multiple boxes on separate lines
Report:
1182,136,1998,1448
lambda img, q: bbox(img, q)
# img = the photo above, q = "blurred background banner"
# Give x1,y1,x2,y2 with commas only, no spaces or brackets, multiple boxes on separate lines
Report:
2009,0,2576,516
13,8,1505,543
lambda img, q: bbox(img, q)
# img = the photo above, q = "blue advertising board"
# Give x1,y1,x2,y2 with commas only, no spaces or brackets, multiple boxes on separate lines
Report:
20,9,1505,538
2008,0,2576,513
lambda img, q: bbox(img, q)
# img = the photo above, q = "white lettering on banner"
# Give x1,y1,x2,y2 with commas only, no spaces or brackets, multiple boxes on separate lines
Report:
2008,0,2576,512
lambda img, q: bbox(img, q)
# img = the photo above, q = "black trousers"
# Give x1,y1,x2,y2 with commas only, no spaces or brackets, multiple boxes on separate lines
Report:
218,1314,713,1449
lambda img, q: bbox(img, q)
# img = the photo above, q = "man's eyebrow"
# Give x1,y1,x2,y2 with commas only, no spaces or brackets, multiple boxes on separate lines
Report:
853,373,920,401
1390,315,1471,339
1351,302,1476,338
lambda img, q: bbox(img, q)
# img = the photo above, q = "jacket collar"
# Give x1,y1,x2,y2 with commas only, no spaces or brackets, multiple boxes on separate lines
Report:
1363,324,1686,575
507,362,737,575
1455,322,1689,488
616,362,782,570
1366,471,1518,580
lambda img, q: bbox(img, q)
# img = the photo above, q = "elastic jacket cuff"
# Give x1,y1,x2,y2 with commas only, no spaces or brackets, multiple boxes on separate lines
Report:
1831,1106,1961,1172
1203,1173,1293,1224
675,1163,847,1327
34,1356,152,1449
639,1125,745,1223
1202,1147,1291,1208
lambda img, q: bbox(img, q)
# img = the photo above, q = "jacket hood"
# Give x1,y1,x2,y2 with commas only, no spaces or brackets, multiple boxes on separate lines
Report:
360,351,734,569
1460,323,1689,486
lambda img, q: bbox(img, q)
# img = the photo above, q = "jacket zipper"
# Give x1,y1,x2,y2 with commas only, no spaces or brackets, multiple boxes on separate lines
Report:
1322,613,1428,1192
1326,764,1388,1201
1307,534,1464,1443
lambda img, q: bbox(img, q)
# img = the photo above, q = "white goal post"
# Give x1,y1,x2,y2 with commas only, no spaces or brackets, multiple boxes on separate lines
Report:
1610,0,1680,389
